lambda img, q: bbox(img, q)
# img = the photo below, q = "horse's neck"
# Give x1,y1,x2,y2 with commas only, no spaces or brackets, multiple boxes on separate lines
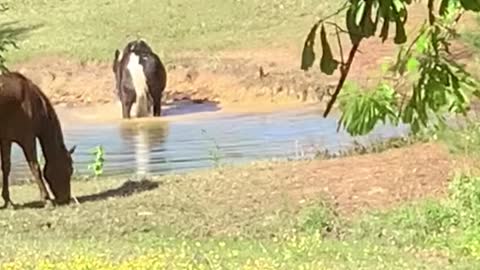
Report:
37,112,65,163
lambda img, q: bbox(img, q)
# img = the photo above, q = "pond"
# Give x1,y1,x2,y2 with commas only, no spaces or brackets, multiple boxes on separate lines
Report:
9,102,409,181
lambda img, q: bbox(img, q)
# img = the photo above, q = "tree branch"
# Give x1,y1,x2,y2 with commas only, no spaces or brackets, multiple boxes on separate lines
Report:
335,25,345,65
325,21,349,33
320,1,350,23
323,41,361,117
427,0,435,25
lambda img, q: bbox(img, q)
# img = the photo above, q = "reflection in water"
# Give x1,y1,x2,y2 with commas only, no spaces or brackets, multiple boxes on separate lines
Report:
118,120,169,177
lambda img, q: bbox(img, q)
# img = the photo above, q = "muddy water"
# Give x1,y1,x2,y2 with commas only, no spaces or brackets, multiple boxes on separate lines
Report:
9,102,409,181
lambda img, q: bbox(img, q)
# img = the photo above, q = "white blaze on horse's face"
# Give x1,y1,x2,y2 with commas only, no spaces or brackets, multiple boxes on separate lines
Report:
126,52,152,118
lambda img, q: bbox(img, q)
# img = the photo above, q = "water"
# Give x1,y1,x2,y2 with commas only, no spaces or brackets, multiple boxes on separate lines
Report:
9,104,409,181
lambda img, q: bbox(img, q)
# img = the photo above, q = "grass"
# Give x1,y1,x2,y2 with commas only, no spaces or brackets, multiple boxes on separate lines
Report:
434,117,480,157
0,0,333,63
3,162,480,269
314,135,422,160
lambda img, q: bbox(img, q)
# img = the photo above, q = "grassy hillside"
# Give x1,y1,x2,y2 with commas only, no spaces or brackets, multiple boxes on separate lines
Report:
0,0,330,63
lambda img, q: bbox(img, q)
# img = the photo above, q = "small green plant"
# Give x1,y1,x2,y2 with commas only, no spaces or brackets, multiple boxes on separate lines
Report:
296,201,340,236
435,121,480,156
87,145,105,177
337,81,398,136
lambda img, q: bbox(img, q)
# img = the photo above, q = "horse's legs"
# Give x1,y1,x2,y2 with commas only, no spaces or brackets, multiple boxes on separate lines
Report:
122,101,132,119
147,78,163,117
0,140,15,208
150,87,162,117
153,100,161,117
21,139,52,205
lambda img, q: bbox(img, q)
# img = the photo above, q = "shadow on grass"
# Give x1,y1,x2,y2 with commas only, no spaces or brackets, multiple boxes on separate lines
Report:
76,179,160,203
16,179,160,209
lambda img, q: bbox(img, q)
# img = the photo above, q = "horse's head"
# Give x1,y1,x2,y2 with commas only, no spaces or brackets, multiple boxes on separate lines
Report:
43,145,76,205
126,39,153,55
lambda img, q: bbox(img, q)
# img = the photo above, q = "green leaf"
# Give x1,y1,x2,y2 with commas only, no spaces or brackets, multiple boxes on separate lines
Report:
380,0,391,16
373,1,382,34
415,31,429,54
460,0,480,11
392,0,405,13
451,72,460,89
380,17,390,42
406,57,420,73
411,118,420,134
301,23,319,71
338,82,400,136
361,3,377,37
402,105,413,123
439,0,450,15
392,46,408,75
346,5,363,44
394,17,407,44
320,24,339,75
355,0,366,26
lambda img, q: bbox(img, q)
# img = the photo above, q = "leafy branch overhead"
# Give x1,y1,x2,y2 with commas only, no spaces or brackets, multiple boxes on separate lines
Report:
302,0,480,136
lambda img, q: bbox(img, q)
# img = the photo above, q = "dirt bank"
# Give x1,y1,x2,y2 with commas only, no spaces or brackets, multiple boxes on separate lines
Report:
13,42,474,115
205,142,454,216
10,47,341,111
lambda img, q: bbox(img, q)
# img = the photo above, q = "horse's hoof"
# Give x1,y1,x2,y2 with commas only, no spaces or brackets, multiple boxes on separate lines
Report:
0,200,17,210
40,199,55,209
44,200,56,209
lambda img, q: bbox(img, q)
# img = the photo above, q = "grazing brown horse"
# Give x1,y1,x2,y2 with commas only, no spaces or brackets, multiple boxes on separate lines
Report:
0,71,76,208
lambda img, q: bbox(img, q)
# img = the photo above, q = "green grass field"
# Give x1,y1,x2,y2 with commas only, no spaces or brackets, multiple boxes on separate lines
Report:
3,154,480,269
0,0,333,63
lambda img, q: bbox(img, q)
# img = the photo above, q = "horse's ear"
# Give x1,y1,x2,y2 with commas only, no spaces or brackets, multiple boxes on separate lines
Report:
69,145,77,155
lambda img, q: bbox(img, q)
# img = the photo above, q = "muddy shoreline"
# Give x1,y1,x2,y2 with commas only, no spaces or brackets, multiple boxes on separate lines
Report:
12,52,331,112
14,46,474,116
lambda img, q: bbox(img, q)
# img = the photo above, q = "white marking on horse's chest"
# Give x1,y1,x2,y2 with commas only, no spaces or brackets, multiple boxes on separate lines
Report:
117,50,123,62
126,52,151,117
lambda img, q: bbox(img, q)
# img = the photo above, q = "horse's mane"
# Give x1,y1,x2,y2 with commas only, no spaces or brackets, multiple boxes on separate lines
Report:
10,71,66,147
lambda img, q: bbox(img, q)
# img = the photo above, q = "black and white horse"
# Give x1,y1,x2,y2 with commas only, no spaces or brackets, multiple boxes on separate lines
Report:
112,39,167,119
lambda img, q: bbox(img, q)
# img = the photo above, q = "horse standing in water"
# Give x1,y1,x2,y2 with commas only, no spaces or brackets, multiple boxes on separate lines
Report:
0,72,76,207
112,39,167,119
